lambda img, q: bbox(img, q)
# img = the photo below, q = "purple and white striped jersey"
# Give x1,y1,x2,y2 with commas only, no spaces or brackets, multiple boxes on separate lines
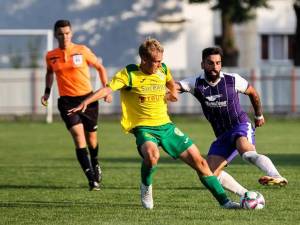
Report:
179,71,250,137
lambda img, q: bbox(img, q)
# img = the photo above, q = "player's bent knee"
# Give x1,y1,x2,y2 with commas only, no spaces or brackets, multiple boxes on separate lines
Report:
148,156,159,166
195,159,212,176
242,150,259,164
143,152,160,167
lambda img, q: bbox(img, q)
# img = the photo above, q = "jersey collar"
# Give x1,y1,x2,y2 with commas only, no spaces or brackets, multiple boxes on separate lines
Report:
200,71,224,87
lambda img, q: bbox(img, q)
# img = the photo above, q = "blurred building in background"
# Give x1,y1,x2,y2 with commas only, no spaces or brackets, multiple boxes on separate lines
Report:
0,0,299,120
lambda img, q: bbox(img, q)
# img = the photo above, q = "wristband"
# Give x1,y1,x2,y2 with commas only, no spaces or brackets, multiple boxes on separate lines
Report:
254,115,264,120
44,87,51,95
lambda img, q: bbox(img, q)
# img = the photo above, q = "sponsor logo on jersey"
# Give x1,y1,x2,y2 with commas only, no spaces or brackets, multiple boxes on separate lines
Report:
205,94,227,107
141,84,166,92
139,95,164,103
205,101,227,107
206,94,222,101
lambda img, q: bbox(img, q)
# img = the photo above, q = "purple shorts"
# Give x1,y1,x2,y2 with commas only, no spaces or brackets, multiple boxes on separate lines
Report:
207,122,255,163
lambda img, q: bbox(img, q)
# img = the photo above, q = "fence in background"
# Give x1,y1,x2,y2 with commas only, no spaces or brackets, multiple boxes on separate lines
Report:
0,66,299,122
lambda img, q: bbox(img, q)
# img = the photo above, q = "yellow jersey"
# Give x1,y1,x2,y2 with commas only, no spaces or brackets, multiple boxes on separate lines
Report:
108,64,172,132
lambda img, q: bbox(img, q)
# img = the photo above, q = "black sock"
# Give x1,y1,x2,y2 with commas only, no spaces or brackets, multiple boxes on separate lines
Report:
88,145,99,167
76,148,95,182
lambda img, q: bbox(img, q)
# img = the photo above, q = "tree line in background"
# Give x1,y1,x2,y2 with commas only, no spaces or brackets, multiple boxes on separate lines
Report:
191,0,300,67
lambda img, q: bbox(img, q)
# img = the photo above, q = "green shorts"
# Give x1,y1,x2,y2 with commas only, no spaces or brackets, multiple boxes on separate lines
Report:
132,123,193,159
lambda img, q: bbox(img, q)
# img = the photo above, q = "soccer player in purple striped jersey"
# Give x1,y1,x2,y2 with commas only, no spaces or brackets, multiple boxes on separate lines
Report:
175,47,287,197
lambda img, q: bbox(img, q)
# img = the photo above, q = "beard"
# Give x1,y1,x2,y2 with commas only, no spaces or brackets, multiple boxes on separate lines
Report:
204,70,220,82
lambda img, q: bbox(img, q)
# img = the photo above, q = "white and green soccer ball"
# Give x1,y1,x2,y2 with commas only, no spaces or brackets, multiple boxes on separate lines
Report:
240,191,265,209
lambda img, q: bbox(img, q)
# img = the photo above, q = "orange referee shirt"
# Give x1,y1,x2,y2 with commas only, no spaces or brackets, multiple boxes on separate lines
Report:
46,43,99,97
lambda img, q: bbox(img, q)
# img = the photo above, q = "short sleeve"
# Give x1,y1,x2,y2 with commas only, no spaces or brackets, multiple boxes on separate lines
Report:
45,53,52,71
233,73,248,93
108,68,129,91
178,76,198,94
83,46,99,66
165,65,172,82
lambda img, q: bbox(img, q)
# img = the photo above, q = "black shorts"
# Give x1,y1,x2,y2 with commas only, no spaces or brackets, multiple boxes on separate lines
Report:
58,93,99,132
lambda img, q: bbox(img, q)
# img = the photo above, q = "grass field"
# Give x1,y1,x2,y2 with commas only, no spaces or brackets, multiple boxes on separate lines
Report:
0,117,299,225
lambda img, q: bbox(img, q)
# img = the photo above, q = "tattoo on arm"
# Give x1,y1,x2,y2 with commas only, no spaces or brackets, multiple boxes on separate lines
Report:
250,92,263,116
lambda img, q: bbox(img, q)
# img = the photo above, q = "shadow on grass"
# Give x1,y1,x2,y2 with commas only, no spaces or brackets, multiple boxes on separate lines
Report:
229,153,300,166
0,200,139,208
0,182,205,191
0,184,76,190
100,185,203,191
99,154,300,166
35,157,173,165
1,154,298,168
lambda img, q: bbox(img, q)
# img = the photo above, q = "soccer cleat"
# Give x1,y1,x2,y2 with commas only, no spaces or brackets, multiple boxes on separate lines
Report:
221,200,241,209
258,176,288,186
94,164,102,184
140,183,153,209
89,181,100,191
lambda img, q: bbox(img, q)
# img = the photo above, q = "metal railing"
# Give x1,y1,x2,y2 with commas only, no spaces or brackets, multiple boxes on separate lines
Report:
0,66,299,121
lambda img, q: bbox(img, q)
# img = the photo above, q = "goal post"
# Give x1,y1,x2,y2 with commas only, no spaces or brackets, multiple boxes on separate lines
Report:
0,29,54,123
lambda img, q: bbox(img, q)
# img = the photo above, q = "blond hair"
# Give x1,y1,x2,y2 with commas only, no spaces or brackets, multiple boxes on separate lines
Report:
139,38,164,59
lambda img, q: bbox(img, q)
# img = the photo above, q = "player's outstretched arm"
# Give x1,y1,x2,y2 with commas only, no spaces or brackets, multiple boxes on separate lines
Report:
245,85,265,127
94,61,112,103
166,79,179,102
68,86,113,114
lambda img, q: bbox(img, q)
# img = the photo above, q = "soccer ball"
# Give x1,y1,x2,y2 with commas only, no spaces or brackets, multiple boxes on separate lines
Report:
240,191,265,209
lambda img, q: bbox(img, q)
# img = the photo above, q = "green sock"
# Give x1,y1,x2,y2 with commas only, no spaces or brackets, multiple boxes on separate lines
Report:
141,162,157,186
200,175,229,205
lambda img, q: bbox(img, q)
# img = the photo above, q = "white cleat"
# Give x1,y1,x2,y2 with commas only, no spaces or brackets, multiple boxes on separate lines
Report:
221,200,241,209
140,183,153,209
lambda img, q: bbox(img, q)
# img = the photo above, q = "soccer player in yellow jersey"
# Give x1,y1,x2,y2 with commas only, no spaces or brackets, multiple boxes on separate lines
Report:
41,20,112,191
68,38,240,209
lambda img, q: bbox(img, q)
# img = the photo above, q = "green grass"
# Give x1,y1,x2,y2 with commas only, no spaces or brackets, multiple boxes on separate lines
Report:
0,117,299,225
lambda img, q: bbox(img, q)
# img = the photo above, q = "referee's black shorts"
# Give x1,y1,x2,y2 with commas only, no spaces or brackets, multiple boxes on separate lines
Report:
58,93,99,132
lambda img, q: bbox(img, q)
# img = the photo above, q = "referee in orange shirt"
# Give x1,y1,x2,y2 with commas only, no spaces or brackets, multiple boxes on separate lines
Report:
41,19,112,191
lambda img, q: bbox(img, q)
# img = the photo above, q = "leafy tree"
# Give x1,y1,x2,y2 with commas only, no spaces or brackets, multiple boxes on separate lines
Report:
190,0,269,66
294,0,300,66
